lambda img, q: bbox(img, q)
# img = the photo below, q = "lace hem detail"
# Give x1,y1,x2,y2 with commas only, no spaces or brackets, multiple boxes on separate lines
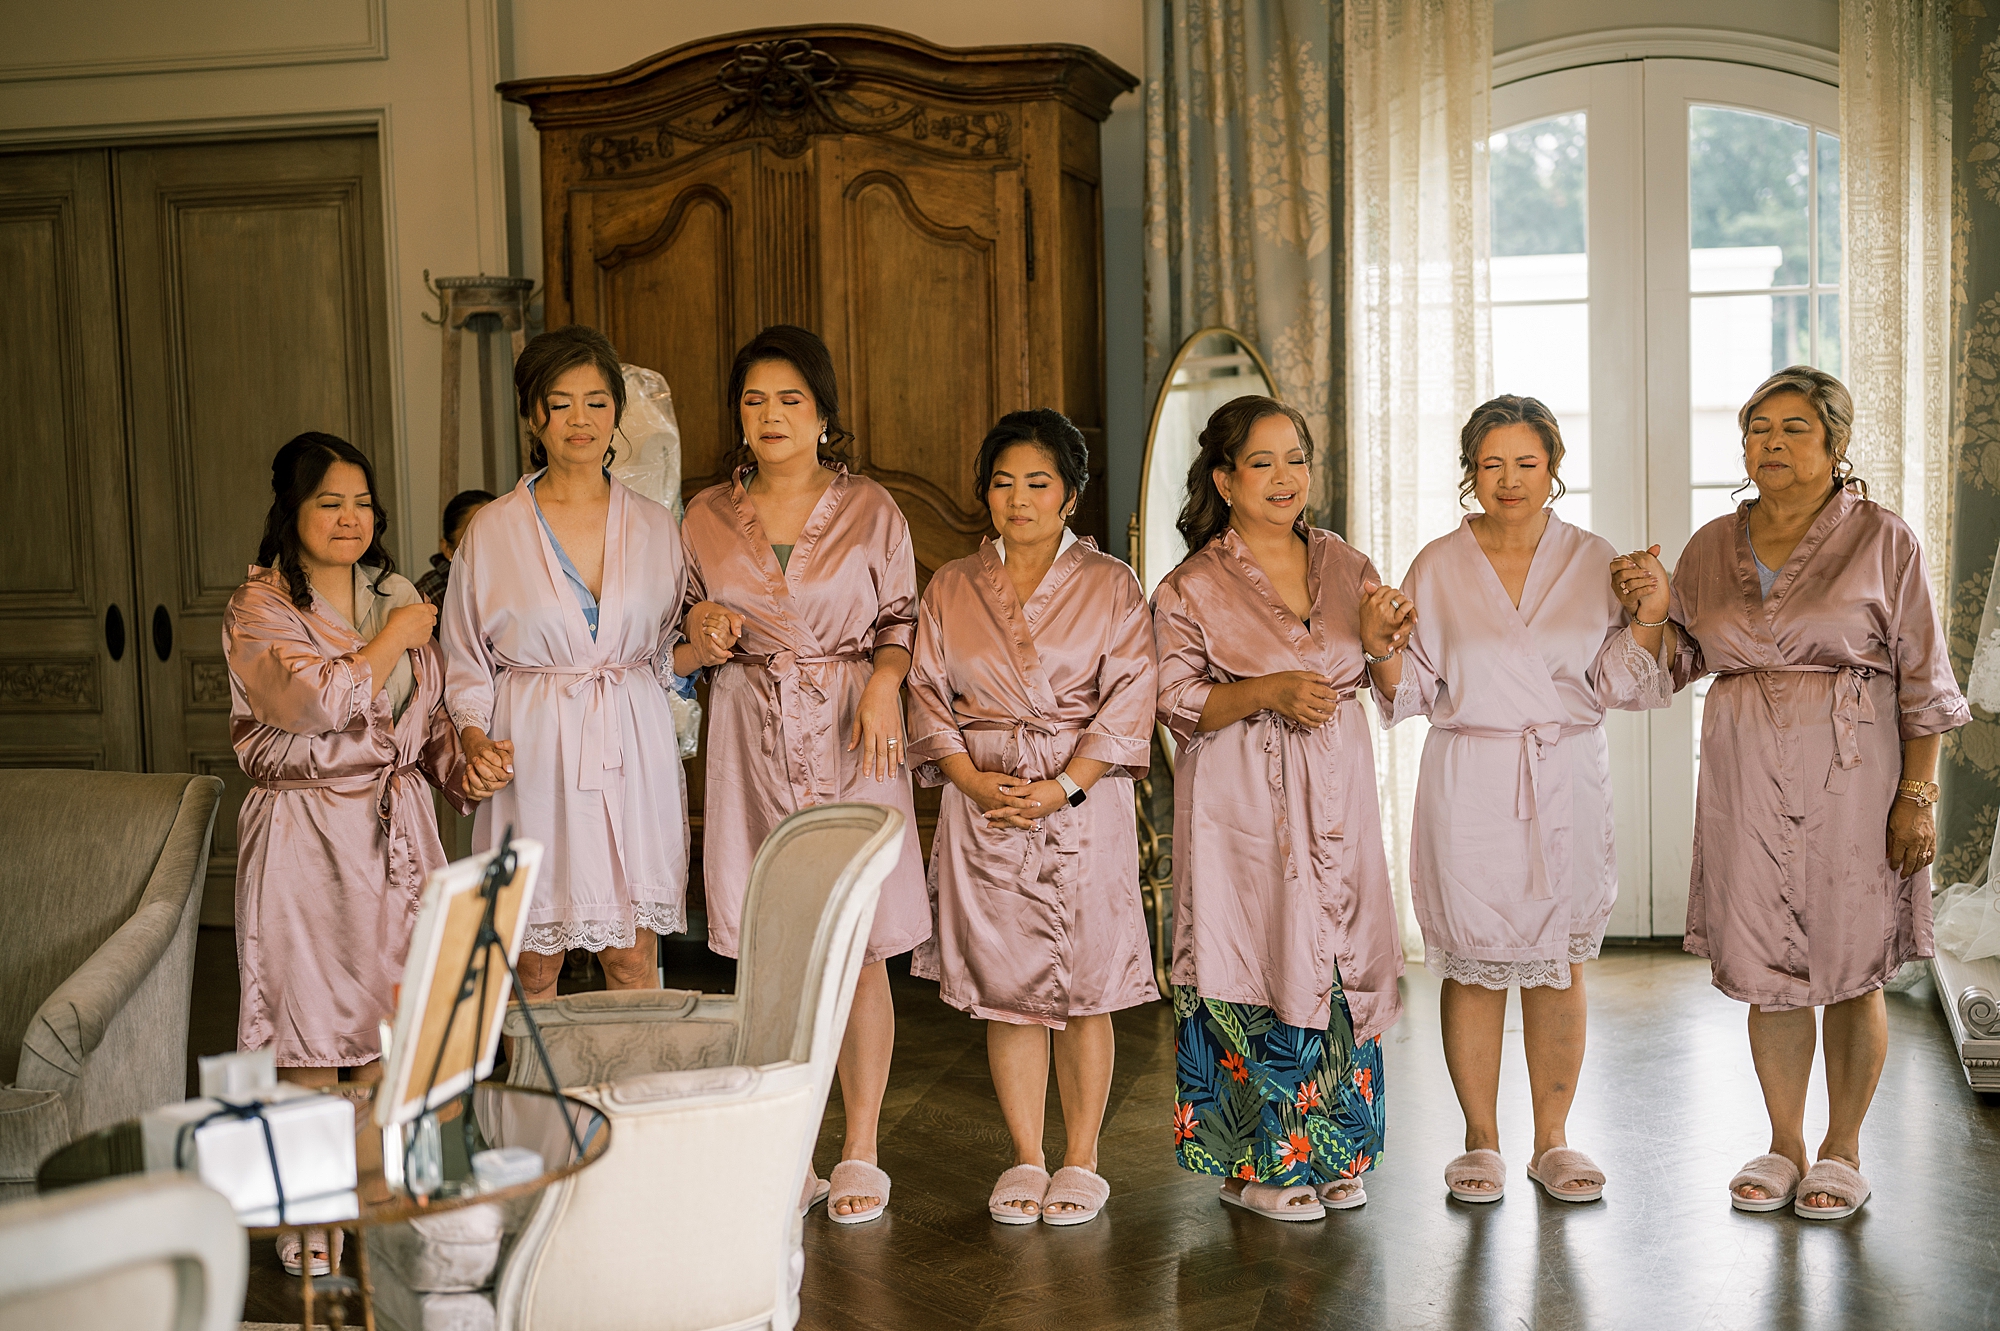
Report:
1426,933,1602,991
521,900,685,955
448,706,491,733
1614,626,1671,703
1383,670,1424,728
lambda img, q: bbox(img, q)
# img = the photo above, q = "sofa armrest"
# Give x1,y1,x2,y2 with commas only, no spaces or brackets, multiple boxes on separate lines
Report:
502,990,741,1088
0,1087,71,1185
14,897,191,1096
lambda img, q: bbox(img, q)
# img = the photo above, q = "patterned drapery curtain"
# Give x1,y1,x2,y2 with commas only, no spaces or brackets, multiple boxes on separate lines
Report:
1843,0,1953,603
1940,9,2000,884
1345,0,1493,958
1142,0,1345,522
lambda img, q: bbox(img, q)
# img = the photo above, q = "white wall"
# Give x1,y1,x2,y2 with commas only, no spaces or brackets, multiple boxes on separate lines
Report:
1495,0,1838,57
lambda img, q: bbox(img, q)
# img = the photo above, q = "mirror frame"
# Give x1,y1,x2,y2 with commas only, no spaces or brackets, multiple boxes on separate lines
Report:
1132,325,1280,591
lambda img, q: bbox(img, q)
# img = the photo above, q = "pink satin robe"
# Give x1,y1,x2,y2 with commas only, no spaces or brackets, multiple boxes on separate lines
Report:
907,538,1160,1027
225,567,468,1066
1383,515,1671,988
1670,490,1968,1008
442,474,690,955
681,468,929,964
1153,528,1404,1043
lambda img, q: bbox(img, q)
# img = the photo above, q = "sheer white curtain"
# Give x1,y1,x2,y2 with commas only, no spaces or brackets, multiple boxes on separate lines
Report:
1345,0,1492,959
1842,0,1952,596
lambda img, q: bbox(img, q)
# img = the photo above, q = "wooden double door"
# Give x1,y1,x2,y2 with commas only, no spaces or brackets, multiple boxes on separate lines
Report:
0,135,395,921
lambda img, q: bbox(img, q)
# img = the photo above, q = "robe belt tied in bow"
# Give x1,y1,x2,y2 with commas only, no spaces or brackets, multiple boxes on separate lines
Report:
961,716,1094,779
259,762,426,898
728,649,872,802
1713,663,1876,814
503,657,655,792
1435,721,1593,900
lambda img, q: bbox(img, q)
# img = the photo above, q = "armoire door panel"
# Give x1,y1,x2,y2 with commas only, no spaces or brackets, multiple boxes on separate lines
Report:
585,147,756,498
0,149,142,772
833,156,1027,575
116,135,394,923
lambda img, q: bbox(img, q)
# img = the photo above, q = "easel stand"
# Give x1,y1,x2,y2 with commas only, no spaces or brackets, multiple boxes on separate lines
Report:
406,828,581,1179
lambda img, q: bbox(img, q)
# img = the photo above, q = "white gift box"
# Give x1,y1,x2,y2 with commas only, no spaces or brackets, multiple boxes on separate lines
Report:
142,1083,358,1223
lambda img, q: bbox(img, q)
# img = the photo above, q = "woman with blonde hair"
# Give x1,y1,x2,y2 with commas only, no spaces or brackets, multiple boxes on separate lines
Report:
1637,366,1966,1219
1370,395,1672,1205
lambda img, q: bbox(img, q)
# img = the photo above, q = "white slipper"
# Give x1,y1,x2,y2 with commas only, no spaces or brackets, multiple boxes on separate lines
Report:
1445,1149,1506,1204
826,1159,889,1225
1794,1158,1870,1221
1317,1178,1367,1210
1728,1153,1801,1213
1526,1147,1605,1204
1220,1180,1326,1222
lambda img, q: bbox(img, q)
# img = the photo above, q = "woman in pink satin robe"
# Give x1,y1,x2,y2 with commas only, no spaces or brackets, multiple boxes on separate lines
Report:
227,432,468,1084
1372,396,1670,1206
680,325,927,1224
1155,396,1402,1223
444,326,714,1002
908,409,1157,1228
1647,367,1967,1220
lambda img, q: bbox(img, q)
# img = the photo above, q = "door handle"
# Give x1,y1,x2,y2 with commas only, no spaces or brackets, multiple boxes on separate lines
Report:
105,604,125,662
152,605,173,662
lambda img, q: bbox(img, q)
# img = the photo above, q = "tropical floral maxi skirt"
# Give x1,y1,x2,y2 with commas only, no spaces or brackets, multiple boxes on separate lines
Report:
1172,979,1386,1185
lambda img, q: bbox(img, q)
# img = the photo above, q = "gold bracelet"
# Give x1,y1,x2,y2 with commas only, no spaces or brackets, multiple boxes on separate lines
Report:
1897,779,1940,808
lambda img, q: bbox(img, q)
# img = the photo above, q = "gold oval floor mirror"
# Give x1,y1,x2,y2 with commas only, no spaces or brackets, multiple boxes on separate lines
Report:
1128,327,1278,994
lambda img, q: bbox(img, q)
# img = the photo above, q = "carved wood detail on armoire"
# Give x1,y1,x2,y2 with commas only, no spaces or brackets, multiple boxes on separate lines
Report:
501,27,1135,889
500,25,1137,575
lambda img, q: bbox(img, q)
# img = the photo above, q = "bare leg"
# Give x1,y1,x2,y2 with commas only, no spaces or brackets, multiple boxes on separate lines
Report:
597,938,661,991
1738,1004,1816,1201
279,1066,338,1089
514,949,564,1005
1805,989,1887,1209
342,1060,384,1085
1521,965,1591,1193
1439,979,1509,1194
830,961,894,1216
1045,1014,1115,1215
987,1020,1052,1218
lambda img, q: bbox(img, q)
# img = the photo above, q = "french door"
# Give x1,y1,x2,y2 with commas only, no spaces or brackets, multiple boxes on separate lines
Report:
1490,59,1840,934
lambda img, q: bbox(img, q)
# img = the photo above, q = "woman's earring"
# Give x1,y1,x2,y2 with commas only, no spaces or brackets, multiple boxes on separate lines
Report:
819,429,829,446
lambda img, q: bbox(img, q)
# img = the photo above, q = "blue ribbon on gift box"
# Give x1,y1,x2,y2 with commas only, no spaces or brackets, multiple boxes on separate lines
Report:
175,1098,288,1226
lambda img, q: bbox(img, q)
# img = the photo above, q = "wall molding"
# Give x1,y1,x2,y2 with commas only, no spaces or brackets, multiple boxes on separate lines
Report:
0,0,386,85
1494,27,1838,89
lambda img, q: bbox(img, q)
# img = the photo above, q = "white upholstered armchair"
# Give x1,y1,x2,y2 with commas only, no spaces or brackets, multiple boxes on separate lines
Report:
369,802,904,1331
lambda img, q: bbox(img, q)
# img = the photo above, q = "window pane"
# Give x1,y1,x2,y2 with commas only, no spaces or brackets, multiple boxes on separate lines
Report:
1690,292,1792,483
1817,291,1842,377
1690,107,1810,291
1491,113,1586,257
1817,132,1841,284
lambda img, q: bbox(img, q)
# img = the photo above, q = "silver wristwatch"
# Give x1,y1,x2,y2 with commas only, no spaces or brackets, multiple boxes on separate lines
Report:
1055,772,1087,807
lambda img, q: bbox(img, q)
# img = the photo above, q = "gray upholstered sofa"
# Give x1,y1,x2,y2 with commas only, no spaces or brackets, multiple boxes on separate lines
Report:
0,770,222,1190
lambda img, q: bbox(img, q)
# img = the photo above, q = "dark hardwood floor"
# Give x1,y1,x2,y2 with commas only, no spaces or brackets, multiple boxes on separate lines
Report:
193,933,2000,1330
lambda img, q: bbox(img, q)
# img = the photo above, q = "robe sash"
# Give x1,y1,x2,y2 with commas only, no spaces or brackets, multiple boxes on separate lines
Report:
729,649,873,805
1431,721,1593,900
502,656,656,792
1712,663,1875,814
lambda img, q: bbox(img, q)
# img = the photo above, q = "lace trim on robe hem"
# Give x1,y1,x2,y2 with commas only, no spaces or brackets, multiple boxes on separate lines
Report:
1383,670,1424,728
1614,625,1670,698
522,900,685,955
448,707,491,733
1425,933,1602,991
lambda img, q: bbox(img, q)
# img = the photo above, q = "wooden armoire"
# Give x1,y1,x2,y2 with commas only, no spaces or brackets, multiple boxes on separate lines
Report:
499,25,1137,573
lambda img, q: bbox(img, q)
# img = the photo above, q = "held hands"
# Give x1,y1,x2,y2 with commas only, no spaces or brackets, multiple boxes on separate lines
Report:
1258,671,1344,729
683,601,744,669
849,674,905,781
1887,798,1937,879
952,767,1064,829
1357,581,1416,658
1609,545,1671,625
460,727,515,803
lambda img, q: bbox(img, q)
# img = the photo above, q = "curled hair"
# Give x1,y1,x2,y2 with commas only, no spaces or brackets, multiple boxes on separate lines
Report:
973,409,1090,513
724,325,854,475
1457,395,1568,508
257,432,395,611
514,325,625,470
1737,365,1864,498
1175,395,1314,559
